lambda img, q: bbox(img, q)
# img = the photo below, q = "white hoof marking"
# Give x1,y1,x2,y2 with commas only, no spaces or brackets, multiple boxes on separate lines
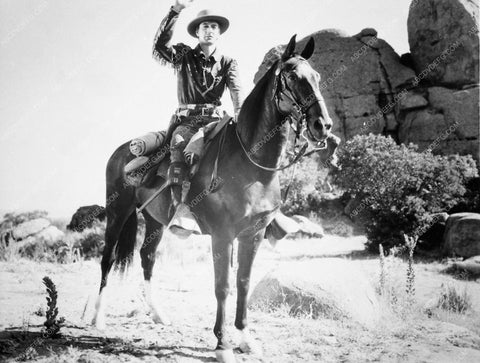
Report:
215,348,236,363
144,280,171,326
238,328,263,356
92,290,106,330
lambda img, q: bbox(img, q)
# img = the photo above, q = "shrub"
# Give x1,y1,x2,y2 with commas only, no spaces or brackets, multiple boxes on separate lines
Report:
279,156,332,216
449,176,480,214
43,276,65,337
74,232,104,259
436,283,471,314
335,134,477,250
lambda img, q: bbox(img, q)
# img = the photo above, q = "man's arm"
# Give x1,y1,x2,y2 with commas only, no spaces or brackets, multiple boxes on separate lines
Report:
152,4,190,65
226,59,244,118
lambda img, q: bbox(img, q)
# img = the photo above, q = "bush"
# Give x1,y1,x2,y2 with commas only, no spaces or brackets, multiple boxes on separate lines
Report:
279,156,332,216
74,232,104,259
335,134,477,251
449,176,480,214
436,283,471,314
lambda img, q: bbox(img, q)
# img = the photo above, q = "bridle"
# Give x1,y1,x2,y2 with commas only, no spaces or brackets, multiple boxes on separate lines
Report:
236,58,328,172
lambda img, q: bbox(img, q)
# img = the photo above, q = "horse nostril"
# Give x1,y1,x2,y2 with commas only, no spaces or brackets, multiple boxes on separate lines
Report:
325,123,332,131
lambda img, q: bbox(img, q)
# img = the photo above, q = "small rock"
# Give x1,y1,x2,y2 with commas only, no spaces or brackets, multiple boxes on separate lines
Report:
291,215,325,237
127,309,140,318
321,335,338,345
453,256,480,275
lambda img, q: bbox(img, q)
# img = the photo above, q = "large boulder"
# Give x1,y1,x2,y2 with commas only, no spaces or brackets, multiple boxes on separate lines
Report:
408,0,479,86
398,108,447,150
426,86,479,156
248,259,380,327
12,218,50,240
398,86,479,159
443,213,480,258
67,205,106,232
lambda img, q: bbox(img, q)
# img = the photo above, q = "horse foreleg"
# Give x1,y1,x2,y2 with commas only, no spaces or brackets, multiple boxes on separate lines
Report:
140,212,170,325
235,231,263,356
212,234,235,363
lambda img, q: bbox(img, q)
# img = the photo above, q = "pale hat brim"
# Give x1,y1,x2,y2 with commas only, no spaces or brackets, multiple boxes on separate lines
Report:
187,12,229,37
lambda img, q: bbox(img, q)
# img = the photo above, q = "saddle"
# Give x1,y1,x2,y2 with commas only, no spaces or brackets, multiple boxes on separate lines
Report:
126,114,303,244
124,114,232,187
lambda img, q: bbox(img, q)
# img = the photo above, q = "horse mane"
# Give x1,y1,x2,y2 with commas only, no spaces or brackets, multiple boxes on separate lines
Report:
237,60,280,141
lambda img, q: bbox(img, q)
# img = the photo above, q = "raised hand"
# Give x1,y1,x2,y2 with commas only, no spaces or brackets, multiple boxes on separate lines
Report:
174,0,194,11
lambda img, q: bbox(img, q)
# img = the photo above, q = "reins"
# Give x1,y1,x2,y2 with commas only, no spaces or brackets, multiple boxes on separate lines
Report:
235,126,308,172
235,62,322,172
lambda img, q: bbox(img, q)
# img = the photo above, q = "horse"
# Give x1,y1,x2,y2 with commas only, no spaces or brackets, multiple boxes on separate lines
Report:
92,35,333,362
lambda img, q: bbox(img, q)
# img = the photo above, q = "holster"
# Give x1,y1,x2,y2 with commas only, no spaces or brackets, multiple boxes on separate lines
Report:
167,162,188,186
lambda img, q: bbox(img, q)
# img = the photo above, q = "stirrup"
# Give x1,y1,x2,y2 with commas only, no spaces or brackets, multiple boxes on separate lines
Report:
167,180,200,239
167,203,201,239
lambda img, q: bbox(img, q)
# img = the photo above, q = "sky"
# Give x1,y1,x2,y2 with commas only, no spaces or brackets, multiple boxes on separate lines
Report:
0,0,413,218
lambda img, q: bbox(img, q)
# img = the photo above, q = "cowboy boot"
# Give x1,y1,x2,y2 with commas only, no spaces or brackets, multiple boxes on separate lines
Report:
166,162,201,238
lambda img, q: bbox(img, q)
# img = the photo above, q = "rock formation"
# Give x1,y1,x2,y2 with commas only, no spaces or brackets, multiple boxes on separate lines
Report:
10,217,64,246
255,0,479,161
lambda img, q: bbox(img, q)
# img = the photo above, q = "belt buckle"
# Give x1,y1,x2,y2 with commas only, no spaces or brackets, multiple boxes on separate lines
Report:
201,107,209,117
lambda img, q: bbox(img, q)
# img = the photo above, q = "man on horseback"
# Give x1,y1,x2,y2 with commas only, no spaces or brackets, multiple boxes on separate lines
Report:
153,0,243,235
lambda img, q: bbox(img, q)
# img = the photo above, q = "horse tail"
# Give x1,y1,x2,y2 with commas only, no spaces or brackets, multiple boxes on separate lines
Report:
113,209,138,273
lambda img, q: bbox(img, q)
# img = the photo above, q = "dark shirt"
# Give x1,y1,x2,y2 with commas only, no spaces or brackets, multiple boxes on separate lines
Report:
153,7,243,113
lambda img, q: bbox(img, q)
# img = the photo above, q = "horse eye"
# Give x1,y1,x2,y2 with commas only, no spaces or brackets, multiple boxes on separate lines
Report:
288,73,297,81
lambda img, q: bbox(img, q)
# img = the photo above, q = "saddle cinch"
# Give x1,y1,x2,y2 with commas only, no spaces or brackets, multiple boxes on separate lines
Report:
123,114,230,187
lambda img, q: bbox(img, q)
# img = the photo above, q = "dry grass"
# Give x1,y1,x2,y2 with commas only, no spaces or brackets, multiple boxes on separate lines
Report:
436,283,472,314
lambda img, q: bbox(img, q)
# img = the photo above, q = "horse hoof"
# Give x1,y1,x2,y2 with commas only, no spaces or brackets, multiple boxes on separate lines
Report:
215,348,236,363
92,316,106,330
239,339,263,356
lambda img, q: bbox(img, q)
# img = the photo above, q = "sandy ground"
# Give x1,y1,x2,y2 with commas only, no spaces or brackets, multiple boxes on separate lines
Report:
1,234,480,362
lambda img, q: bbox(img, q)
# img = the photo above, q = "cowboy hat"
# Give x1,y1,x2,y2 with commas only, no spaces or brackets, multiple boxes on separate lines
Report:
187,9,229,37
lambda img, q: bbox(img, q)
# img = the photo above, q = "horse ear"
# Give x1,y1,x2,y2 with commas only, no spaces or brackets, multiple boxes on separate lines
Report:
300,37,315,60
281,34,297,61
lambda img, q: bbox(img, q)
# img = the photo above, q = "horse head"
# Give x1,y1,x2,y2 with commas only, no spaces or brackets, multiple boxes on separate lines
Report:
273,35,333,143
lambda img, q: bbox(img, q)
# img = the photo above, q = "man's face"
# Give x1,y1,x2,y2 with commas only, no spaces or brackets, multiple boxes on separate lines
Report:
196,21,220,45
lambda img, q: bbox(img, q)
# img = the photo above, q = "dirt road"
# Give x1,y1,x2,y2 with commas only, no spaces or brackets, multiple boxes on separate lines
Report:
1,235,479,362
